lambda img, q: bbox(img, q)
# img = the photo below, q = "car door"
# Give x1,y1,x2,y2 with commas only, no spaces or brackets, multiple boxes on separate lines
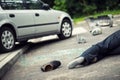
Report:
1,0,35,38
34,9,60,35
6,10,35,37
29,0,60,35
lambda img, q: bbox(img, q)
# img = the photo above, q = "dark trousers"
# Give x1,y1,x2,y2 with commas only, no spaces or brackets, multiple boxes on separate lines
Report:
80,30,120,65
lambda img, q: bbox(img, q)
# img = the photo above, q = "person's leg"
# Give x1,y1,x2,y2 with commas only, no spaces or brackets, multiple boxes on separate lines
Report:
68,30,120,69
68,45,100,69
108,46,120,55
82,30,120,64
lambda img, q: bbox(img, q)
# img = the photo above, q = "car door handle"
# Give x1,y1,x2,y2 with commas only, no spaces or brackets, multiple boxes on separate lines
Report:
35,13,39,17
9,14,15,18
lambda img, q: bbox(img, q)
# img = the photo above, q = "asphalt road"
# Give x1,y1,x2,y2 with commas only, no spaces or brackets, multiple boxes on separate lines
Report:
2,16,120,80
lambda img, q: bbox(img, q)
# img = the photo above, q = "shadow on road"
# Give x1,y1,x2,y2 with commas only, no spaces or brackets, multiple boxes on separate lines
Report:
25,36,76,53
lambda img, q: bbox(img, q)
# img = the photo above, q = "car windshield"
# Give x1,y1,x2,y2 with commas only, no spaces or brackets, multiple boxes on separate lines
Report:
0,0,44,10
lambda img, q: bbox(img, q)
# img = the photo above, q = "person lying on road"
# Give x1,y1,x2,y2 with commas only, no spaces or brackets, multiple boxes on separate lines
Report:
68,30,120,69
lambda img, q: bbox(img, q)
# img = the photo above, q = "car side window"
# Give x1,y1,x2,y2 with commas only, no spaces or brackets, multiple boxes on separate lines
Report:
0,0,24,10
25,0,43,10
0,0,45,10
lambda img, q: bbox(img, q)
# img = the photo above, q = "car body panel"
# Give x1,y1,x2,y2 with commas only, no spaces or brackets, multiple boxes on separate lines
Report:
4,10,35,36
0,0,73,41
33,9,59,34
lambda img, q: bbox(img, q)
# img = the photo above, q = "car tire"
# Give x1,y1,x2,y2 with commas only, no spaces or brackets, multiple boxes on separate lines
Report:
58,19,72,39
0,27,15,52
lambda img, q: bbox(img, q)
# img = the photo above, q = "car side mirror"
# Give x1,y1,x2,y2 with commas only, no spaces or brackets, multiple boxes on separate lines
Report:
42,4,50,10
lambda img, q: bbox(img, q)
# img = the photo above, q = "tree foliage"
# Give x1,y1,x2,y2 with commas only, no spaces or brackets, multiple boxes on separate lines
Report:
42,0,120,17
53,0,67,12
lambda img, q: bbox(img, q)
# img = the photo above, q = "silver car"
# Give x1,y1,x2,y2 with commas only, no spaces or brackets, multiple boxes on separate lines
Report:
0,0,73,52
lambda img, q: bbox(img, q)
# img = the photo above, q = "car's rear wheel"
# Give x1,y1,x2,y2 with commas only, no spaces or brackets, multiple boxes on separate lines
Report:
58,19,72,39
0,27,15,52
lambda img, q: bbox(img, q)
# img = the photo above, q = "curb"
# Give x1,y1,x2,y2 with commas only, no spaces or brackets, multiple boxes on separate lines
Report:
0,45,29,79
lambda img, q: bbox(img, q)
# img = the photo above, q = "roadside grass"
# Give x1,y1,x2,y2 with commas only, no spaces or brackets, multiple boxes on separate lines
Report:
73,10,120,24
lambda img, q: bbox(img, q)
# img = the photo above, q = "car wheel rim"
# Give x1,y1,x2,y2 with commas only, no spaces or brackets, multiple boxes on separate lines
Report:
62,22,72,37
1,30,14,49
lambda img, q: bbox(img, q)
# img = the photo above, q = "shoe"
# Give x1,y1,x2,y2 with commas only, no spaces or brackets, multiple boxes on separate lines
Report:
67,57,84,69
41,60,61,72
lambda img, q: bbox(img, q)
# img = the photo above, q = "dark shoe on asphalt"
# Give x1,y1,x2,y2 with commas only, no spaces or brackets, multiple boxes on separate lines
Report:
41,60,61,72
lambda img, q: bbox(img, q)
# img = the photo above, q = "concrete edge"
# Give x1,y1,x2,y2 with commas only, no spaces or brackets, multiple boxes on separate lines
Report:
0,45,29,79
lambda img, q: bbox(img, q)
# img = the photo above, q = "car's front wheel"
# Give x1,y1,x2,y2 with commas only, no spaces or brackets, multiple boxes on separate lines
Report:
58,19,72,39
0,27,15,52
